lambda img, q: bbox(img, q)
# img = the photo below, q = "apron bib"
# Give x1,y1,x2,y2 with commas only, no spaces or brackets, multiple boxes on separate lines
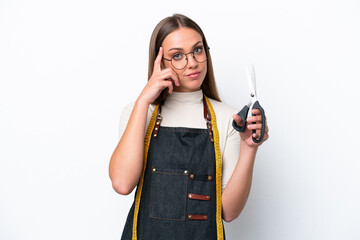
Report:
121,95,225,240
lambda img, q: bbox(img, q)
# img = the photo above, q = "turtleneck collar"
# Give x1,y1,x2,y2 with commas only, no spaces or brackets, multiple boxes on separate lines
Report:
165,89,203,105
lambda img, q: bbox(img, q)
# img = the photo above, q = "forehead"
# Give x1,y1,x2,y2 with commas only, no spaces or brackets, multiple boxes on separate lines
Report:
162,27,203,50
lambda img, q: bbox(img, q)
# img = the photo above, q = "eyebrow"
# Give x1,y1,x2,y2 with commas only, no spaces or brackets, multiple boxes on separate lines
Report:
168,41,203,52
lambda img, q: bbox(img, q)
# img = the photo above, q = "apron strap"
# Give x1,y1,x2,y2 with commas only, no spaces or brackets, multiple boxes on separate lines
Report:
152,95,214,142
203,95,214,142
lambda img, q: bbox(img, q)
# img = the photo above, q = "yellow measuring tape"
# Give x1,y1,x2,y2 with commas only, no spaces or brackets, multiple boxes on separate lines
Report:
131,104,159,240
204,96,224,240
132,97,224,239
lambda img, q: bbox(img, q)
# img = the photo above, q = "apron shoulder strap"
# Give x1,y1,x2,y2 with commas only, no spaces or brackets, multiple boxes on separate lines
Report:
151,95,214,142
203,95,214,142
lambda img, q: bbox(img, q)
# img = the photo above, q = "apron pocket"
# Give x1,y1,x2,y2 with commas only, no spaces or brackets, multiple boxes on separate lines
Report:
149,167,188,221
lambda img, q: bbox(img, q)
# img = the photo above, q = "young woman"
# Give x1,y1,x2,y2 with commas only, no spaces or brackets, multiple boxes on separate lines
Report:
109,14,269,240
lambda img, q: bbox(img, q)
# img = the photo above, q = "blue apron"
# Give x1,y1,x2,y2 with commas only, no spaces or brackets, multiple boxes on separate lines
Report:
121,96,225,240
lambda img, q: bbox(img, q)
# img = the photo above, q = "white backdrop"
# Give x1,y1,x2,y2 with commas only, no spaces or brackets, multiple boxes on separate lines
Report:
1,0,359,239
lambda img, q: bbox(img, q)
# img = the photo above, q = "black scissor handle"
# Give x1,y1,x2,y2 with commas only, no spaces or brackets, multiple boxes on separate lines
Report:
251,101,266,143
232,101,266,143
232,105,249,132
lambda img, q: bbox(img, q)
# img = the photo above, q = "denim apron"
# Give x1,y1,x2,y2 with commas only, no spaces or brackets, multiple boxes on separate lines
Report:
121,95,225,240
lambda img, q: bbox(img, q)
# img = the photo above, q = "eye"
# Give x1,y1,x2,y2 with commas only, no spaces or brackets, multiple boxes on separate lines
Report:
172,53,184,61
194,46,203,54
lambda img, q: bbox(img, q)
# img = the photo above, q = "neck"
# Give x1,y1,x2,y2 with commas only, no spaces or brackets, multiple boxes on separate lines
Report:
165,89,203,105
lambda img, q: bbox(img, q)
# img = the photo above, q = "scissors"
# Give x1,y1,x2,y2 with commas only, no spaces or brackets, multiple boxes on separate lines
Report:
232,65,266,143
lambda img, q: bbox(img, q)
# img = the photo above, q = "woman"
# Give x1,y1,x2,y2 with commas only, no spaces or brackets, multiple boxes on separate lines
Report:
109,13,269,240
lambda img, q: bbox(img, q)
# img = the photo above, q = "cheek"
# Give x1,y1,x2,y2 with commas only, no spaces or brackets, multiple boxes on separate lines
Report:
162,60,170,70
171,68,184,80
201,65,208,79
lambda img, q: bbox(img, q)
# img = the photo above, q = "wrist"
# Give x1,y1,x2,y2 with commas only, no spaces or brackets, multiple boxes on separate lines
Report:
136,95,152,107
240,139,259,152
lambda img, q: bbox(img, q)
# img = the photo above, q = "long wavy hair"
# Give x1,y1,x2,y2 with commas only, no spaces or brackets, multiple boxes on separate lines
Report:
148,14,221,105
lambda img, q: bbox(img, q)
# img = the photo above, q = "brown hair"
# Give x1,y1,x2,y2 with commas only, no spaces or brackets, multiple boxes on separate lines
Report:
148,13,221,105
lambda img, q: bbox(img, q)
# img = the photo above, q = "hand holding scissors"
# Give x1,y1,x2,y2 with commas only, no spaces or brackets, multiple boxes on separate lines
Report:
232,65,266,143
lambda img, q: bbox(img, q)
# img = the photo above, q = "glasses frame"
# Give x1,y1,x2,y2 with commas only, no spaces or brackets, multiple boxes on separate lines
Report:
162,46,210,70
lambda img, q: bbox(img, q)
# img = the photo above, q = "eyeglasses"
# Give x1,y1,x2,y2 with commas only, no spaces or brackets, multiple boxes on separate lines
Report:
163,46,208,70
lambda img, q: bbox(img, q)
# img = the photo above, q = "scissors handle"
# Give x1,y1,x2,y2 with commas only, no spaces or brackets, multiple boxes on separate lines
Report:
232,101,266,143
232,105,249,132
251,101,266,143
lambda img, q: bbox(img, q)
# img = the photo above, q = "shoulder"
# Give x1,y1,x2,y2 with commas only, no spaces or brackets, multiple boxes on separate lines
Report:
119,100,157,139
122,100,156,115
120,100,157,128
207,98,238,116
207,97,239,137
122,101,135,114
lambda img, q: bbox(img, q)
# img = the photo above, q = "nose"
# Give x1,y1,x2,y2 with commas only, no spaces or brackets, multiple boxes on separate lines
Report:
186,53,198,68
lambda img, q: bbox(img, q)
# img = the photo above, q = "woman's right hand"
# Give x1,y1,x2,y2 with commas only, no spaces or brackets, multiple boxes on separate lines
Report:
138,47,180,104
110,47,180,195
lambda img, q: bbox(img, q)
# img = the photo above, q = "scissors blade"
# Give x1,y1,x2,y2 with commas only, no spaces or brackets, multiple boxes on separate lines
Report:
245,64,257,103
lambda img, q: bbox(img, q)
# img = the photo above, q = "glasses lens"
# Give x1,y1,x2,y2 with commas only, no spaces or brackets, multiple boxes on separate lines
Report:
172,54,187,70
194,50,207,63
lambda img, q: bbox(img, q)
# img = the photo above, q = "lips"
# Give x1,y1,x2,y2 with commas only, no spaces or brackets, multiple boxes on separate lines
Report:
186,71,201,79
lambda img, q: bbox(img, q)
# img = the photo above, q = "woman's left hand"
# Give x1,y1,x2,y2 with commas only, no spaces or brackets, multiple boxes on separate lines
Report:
232,109,269,148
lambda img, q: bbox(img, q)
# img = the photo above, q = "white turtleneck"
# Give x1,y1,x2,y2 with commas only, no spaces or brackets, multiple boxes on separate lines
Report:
119,90,241,191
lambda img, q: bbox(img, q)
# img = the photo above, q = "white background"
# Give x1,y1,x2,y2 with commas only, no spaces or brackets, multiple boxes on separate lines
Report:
1,0,359,239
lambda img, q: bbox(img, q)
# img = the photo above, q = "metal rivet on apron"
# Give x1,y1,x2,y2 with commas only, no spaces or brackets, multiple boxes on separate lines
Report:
154,134,157,137
184,170,188,174
208,175,213,181
152,167,156,172
188,194,192,198
204,216,208,220
155,127,158,130
188,215,192,219
206,196,210,199
190,174,194,179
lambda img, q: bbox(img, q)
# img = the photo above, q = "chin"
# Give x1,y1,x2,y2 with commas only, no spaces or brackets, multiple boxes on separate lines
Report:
175,75,205,92
184,81,203,92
